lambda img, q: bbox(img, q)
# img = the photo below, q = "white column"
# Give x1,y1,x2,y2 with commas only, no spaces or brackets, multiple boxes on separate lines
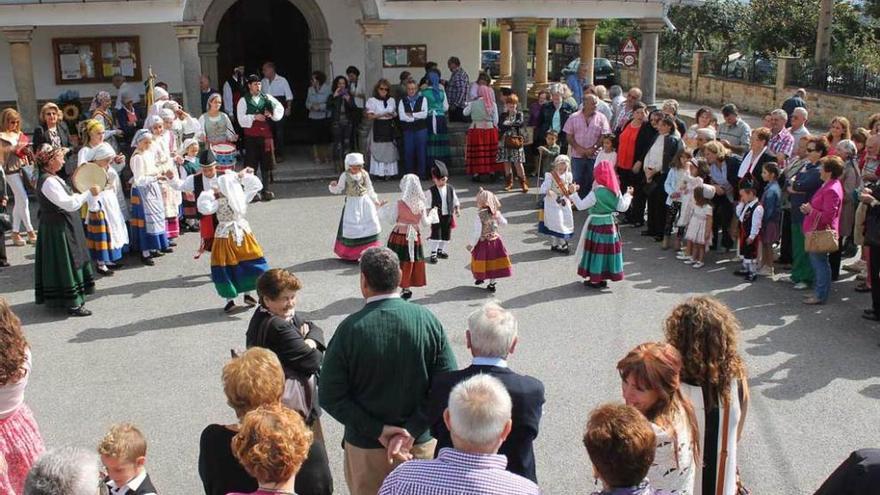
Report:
638,19,664,107
534,19,551,85
174,22,203,115
499,19,512,83
198,42,219,91
578,20,599,86
2,27,37,132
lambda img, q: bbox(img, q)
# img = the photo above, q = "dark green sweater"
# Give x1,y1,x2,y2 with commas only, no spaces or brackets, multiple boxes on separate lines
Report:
319,297,458,449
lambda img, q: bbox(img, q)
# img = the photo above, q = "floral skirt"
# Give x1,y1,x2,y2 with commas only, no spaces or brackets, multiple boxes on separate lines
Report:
0,404,44,495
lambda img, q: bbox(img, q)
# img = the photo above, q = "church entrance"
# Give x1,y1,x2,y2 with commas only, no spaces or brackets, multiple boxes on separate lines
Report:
216,0,311,145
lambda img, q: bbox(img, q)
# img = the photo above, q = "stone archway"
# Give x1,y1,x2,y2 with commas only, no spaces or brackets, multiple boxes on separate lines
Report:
184,0,331,86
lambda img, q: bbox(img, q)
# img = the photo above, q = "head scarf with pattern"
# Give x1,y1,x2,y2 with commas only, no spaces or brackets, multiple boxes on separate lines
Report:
593,160,621,195
89,91,112,112
475,188,501,216
399,174,426,213
477,85,495,119
35,144,68,170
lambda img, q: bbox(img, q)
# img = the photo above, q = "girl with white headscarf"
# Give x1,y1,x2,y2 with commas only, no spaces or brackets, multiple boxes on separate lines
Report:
380,173,435,299
197,169,268,312
149,112,183,240
84,142,130,274
128,128,170,265
328,152,383,260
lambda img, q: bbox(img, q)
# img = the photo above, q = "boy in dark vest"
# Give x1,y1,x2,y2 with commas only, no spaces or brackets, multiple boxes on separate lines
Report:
236,74,283,202
734,183,764,282
427,160,460,263
167,149,221,256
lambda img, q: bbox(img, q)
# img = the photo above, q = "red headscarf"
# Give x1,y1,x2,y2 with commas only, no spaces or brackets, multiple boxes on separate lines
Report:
477,85,495,120
593,160,620,195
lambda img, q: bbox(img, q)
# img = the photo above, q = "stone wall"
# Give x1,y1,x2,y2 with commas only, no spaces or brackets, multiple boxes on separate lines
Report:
619,67,880,128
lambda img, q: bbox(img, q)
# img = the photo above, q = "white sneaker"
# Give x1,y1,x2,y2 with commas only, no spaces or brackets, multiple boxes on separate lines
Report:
676,253,691,260
683,258,695,265
793,282,810,290
693,261,705,268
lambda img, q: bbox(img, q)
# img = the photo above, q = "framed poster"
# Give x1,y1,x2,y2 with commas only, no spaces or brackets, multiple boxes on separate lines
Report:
382,44,427,68
52,36,142,84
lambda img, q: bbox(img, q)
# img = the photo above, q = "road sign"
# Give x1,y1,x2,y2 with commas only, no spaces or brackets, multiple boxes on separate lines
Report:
623,54,637,67
621,38,639,67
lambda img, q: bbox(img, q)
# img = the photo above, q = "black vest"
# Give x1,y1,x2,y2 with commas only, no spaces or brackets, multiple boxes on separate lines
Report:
400,96,427,131
37,175,90,270
429,184,455,217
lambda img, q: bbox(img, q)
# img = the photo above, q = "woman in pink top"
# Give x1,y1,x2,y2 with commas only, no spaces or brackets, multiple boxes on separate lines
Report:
801,156,844,305
0,298,44,494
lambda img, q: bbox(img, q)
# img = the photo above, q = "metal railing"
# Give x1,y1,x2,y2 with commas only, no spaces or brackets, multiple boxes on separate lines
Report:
699,53,776,86
789,60,880,99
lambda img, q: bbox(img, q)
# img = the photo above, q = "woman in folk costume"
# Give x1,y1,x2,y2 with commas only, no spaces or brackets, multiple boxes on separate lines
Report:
468,189,512,293
179,137,201,232
32,145,97,317
569,160,634,289
146,86,170,122
149,112,183,241
89,90,125,154
538,154,578,253
84,143,130,275
420,70,450,166
463,85,500,180
197,169,269,312
168,149,222,258
129,129,171,266
365,79,399,179
381,173,433,300
328,152,383,261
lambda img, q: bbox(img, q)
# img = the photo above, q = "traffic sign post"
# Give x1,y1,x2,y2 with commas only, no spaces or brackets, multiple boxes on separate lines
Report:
621,37,639,67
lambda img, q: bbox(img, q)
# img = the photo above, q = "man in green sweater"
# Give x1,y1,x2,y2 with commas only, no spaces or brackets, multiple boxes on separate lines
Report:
320,247,458,495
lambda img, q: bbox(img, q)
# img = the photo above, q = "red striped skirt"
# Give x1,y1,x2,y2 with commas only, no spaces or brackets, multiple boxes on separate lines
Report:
466,127,502,175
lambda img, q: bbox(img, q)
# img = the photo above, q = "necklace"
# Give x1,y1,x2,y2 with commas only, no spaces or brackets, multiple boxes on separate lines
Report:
258,487,296,495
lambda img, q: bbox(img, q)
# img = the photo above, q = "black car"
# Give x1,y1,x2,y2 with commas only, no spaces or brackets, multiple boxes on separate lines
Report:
481,50,500,77
561,57,617,86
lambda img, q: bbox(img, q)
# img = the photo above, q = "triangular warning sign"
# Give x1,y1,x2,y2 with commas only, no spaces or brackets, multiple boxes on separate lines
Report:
622,39,638,53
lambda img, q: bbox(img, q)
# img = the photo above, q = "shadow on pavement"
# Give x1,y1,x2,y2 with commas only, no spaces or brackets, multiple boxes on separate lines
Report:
68,307,237,343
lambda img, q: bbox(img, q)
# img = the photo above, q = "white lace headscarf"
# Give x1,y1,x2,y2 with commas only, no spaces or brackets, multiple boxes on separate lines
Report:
399,174,425,213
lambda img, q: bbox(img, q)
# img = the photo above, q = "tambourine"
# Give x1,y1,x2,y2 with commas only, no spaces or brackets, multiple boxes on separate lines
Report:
72,162,109,193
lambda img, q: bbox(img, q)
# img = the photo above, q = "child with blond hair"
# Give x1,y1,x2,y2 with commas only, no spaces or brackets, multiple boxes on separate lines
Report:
98,423,159,494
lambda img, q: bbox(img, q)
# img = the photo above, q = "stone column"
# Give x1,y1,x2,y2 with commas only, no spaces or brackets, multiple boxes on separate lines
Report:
815,0,833,67
358,19,387,91
638,19,664,107
310,38,332,77
498,19,512,84
174,22,203,115
509,18,532,107
198,42,219,90
776,56,798,102
2,27,38,132
691,50,708,101
578,20,599,85
534,19,551,85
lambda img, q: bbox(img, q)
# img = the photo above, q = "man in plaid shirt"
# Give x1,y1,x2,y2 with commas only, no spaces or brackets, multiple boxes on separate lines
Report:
446,56,470,122
768,108,794,167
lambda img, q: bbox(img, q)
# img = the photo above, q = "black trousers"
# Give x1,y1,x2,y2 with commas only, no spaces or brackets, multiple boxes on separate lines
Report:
430,215,452,240
619,169,644,224
295,420,333,495
448,106,470,123
349,108,363,151
711,195,735,250
871,246,880,313
830,236,846,281
646,174,668,236
271,117,286,157
0,230,6,264
779,209,793,264
244,136,271,191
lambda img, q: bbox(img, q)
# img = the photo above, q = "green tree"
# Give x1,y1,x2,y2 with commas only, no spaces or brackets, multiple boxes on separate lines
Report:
744,0,819,57
661,0,747,70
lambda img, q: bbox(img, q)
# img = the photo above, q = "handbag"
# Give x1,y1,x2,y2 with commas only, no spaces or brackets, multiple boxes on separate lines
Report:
254,315,318,422
804,214,839,253
504,133,524,150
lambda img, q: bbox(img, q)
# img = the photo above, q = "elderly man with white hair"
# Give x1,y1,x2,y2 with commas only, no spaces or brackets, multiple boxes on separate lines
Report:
379,374,541,495
788,107,811,143
418,302,545,483
768,108,795,166
24,447,102,495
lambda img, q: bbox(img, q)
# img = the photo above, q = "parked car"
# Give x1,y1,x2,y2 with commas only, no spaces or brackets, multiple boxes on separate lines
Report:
560,57,617,86
722,52,773,82
481,50,500,77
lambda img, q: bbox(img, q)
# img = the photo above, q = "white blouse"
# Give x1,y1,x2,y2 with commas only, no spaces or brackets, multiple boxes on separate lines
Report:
41,175,89,212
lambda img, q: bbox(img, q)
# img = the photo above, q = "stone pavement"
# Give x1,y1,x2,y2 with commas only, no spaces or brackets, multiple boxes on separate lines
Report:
2,179,878,494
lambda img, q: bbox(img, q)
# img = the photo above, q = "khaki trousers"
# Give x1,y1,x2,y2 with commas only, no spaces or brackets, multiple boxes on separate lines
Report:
343,439,436,495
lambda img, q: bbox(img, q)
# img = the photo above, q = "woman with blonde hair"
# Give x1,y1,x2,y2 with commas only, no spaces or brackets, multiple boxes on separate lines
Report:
228,403,314,495
32,103,74,180
1,108,35,246
617,342,700,494
664,295,749,495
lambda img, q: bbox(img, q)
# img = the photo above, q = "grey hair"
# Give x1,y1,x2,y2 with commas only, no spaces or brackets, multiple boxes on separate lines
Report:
609,85,623,98
24,447,102,495
836,139,857,157
548,83,565,96
467,302,518,358
696,127,717,141
359,247,401,293
448,374,512,447
771,108,788,120
628,87,643,98
792,107,808,119
661,99,679,114
796,88,807,97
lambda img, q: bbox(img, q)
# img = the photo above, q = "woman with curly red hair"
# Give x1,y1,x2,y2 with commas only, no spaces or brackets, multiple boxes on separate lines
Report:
0,297,45,494
617,342,700,495
664,296,750,495
229,403,313,495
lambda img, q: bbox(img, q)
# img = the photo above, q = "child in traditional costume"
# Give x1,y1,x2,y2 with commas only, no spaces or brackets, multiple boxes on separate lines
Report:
168,149,221,257
129,129,170,265
180,138,202,232
146,115,182,242
539,154,577,253
197,169,268,312
427,160,460,263
468,189,512,293
568,160,634,289
421,70,450,167
328,152,383,261
33,145,97,316
382,174,433,300
85,143,130,275
734,184,763,282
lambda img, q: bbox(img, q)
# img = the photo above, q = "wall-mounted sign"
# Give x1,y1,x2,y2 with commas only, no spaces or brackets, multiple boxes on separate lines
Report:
621,38,639,67
53,36,142,85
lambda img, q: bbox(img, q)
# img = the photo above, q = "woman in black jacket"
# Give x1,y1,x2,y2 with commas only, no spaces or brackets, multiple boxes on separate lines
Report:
535,86,576,152
243,268,332,495
31,103,75,180
624,109,661,227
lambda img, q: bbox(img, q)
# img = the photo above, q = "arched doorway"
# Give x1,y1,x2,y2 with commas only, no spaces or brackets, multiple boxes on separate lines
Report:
215,0,309,144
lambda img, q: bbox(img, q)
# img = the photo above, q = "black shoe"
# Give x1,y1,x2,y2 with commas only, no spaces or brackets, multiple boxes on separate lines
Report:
401,288,412,300
169,241,178,247
96,266,113,276
474,279,485,285
745,273,758,282
862,313,880,322
67,305,92,317
224,300,236,313
641,230,655,237
487,282,497,293
141,256,155,266
864,309,876,316
653,235,663,242
733,269,749,276
111,261,124,269
0,261,10,268
429,253,438,264
550,245,560,252
261,191,275,202
243,294,258,307
437,251,449,259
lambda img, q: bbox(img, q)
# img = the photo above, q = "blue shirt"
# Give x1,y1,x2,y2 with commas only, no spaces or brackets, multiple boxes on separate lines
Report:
790,163,821,224
761,181,782,223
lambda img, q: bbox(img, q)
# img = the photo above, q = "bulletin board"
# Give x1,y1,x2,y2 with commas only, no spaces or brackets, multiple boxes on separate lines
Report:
382,44,427,68
52,36,142,85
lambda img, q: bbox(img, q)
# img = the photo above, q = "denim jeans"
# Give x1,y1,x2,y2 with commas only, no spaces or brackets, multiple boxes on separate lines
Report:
571,157,595,197
808,252,831,302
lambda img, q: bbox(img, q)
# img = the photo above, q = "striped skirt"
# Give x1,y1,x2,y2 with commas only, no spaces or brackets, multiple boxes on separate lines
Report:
577,223,624,282
334,216,381,261
129,186,170,253
0,404,44,495
466,127,501,175
387,231,426,288
210,231,269,299
427,116,451,163
471,237,512,281
86,210,125,263
166,216,180,239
